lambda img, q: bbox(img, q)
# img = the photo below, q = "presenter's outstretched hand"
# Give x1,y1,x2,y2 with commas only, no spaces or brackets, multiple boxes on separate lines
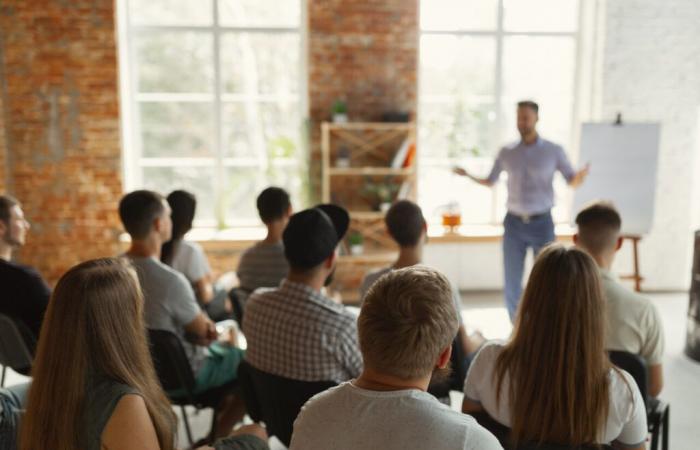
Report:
570,163,591,188
452,166,468,177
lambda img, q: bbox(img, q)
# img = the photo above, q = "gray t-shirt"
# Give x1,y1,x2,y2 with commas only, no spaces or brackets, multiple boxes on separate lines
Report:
127,256,205,373
171,240,211,283
360,266,464,325
290,382,502,450
82,376,139,450
237,241,289,293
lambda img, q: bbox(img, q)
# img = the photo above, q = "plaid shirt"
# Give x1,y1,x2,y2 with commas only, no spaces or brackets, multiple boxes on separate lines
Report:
243,279,363,382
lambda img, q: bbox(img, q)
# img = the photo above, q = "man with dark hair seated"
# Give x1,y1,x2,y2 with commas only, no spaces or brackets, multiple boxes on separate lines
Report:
243,203,362,383
0,195,50,346
119,190,245,440
235,187,292,304
290,266,501,450
360,200,485,371
574,201,665,397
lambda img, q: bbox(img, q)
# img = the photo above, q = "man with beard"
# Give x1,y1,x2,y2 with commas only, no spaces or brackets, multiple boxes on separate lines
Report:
453,100,589,321
0,195,50,342
243,204,362,383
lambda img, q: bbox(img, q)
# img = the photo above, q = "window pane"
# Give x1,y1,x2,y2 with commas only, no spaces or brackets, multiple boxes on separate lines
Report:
503,0,578,32
135,32,213,93
218,0,300,27
222,101,300,158
220,33,300,95
141,166,216,221
129,0,213,26
420,0,498,31
420,35,496,98
419,101,497,160
139,102,214,158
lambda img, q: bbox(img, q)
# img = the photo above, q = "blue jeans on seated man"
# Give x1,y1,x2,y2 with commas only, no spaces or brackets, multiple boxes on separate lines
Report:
503,211,555,321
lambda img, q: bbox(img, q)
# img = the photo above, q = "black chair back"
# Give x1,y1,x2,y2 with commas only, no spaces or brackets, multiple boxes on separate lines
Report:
0,314,34,373
428,335,467,399
237,359,336,447
147,329,196,398
472,412,614,450
608,350,648,406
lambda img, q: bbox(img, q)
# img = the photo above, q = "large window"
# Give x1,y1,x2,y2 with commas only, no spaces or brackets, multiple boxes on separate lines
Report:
419,0,581,224
119,0,306,227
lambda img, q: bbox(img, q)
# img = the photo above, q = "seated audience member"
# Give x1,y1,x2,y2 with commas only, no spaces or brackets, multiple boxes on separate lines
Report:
290,266,502,450
243,204,362,382
575,201,665,397
0,195,50,344
161,190,232,320
462,245,647,449
19,257,269,450
119,190,244,440
359,200,484,364
236,187,292,303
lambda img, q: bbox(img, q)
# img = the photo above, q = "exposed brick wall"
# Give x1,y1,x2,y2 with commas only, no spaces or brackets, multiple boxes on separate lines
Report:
0,0,123,286
307,0,419,200
0,91,7,193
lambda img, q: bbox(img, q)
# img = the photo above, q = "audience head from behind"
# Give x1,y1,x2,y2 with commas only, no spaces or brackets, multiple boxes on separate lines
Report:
161,190,196,265
385,200,427,248
0,194,31,258
359,265,457,382
289,266,502,450
282,203,349,288
20,257,176,450
119,190,172,256
257,186,292,226
574,201,623,268
463,244,647,449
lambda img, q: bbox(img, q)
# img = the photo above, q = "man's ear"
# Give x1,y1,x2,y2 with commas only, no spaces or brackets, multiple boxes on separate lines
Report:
573,233,579,246
325,250,337,269
437,345,452,369
615,236,623,252
152,217,162,234
0,221,6,236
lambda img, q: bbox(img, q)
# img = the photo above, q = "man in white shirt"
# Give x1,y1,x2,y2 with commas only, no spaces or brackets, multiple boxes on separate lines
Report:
574,201,665,396
290,266,502,450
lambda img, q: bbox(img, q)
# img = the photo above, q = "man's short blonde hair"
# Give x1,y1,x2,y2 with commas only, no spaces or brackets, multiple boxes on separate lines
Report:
359,265,459,379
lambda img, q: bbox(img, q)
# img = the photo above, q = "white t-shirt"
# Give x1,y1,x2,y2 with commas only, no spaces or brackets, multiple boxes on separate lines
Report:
290,382,503,450
171,240,211,283
463,342,647,447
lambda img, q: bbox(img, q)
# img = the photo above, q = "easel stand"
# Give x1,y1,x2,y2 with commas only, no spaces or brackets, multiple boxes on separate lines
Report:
620,235,643,292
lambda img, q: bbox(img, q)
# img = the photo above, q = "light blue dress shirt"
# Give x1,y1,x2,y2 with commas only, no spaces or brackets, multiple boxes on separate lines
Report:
487,136,575,216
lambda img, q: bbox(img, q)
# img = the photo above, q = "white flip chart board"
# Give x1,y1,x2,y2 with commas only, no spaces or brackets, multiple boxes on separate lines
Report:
572,123,661,235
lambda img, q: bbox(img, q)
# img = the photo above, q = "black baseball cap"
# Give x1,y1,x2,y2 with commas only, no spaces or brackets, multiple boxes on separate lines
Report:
283,204,350,269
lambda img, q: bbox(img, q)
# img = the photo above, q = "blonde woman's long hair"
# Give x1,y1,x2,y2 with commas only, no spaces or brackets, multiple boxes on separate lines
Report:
495,244,613,446
20,257,175,450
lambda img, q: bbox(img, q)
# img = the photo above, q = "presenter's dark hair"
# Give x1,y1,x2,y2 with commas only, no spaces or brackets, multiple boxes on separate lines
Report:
385,200,426,247
517,100,539,114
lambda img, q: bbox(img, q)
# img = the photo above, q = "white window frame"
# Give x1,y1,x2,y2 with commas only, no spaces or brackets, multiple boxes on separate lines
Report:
117,0,308,228
418,0,587,225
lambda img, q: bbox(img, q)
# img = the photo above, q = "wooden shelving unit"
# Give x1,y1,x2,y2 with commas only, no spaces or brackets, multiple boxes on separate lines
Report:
321,121,417,303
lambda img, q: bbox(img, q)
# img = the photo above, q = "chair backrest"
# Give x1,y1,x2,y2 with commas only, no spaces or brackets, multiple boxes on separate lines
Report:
472,412,615,450
237,359,336,447
0,313,34,372
147,329,196,398
608,350,649,406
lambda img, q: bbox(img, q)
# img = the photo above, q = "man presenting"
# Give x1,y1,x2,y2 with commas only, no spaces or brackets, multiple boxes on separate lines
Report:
454,101,588,320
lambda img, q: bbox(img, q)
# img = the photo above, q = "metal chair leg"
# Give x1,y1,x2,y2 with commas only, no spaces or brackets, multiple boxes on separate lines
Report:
650,415,660,450
180,405,194,448
208,407,219,443
1,366,6,387
662,406,670,450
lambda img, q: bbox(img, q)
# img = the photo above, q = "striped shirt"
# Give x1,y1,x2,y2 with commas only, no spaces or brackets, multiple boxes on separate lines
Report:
243,279,362,382
237,241,289,294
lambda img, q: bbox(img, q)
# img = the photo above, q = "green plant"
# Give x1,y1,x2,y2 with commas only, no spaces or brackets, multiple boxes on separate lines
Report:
331,99,347,115
348,231,364,246
361,176,399,210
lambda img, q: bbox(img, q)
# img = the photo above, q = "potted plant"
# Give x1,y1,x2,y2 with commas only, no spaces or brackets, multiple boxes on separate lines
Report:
348,231,364,255
331,99,348,123
361,177,399,212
